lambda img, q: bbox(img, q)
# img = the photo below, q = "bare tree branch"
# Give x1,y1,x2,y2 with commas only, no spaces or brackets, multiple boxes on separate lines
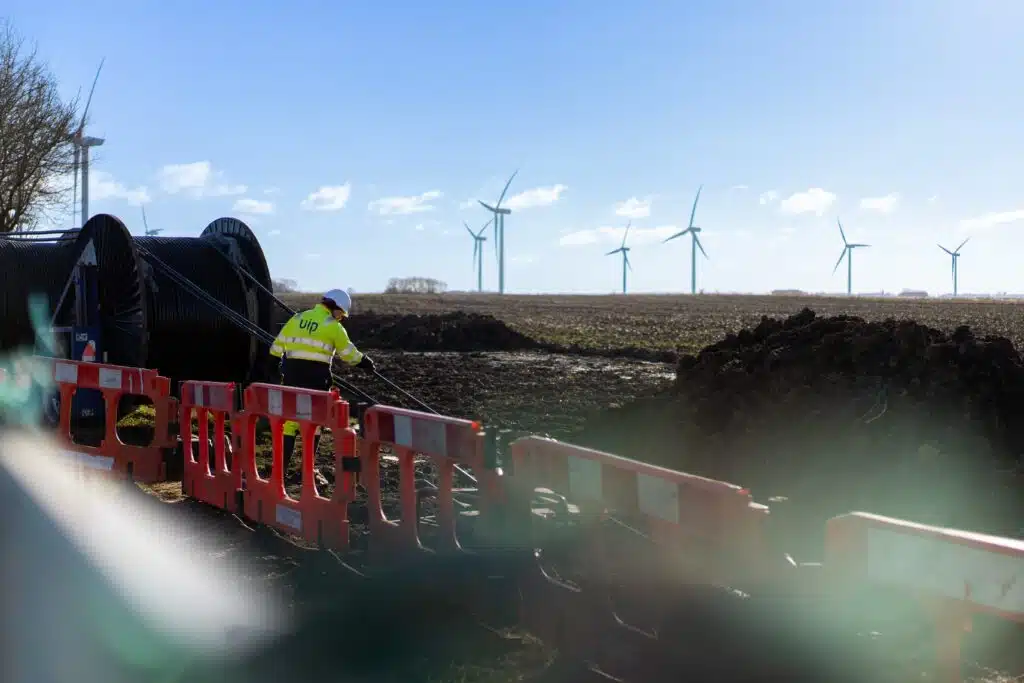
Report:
0,20,79,233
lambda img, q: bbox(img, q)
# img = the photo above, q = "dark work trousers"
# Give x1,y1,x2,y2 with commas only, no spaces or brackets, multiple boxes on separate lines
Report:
278,356,332,474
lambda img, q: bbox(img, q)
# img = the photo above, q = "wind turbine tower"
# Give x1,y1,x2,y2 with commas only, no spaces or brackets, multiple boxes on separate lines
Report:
832,218,870,295
464,219,491,292
663,186,709,294
938,238,969,297
478,170,518,295
605,221,633,294
70,59,106,228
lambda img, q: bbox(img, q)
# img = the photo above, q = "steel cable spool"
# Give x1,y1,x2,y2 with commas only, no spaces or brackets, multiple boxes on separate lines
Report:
0,214,274,387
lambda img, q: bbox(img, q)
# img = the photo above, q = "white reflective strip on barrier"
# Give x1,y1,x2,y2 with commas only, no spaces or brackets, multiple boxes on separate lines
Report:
55,362,78,384
866,526,1024,612
57,450,115,470
568,455,603,502
276,504,302,530
98,367,123,389
637,473,680,524
194,384,205,406
296,394,312,419
267,390,282,415
394,414,413,447
420,420,447,456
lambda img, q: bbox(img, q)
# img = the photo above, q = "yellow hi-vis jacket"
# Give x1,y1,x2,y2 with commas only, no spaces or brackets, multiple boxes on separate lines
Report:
270,304,364,366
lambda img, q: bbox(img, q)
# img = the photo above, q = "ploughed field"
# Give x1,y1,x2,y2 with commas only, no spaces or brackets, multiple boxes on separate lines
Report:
278,292,1024,544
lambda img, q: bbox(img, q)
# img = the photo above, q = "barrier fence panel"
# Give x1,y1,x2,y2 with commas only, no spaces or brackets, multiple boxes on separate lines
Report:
44,357,176,483
826,512,1024,683
507,436,771,680
238,382,357,550
180,380,240,511
360,405,499,556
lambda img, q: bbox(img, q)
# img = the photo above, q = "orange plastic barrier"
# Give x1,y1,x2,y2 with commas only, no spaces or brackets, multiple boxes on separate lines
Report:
506,435,770,675
509,435,767,579
180,380,241,511
237,382,357,549
45,357,176,483
826,512,1024,683
360,405,497,554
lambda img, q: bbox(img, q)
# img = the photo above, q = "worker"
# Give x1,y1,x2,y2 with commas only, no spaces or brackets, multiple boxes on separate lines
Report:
269,288,375,481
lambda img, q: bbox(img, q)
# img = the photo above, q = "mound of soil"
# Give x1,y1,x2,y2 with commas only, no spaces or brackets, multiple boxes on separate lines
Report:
578,308,1024,547
342,312,542,352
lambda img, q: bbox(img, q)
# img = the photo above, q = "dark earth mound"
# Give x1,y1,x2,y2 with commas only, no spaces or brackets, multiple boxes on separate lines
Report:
273,308,677,362
578,308,1024,550
346,311,541,352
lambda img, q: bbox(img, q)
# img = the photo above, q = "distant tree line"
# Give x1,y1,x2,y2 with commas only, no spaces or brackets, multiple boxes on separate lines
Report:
273,278,299,293
385,277,447,294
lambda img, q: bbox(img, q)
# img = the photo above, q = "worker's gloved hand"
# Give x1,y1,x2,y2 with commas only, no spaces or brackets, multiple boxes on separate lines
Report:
357,356,376,372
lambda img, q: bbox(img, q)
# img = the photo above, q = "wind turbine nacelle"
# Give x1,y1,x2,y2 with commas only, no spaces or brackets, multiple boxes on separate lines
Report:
81,136,105,147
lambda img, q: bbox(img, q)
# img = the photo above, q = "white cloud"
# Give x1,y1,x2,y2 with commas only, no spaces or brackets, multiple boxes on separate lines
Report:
779,188,836,216
91,171,150,205
263,187,280,195
959,209,1024,232
759,190,779,205
504,184,567,210
232,198,274,215
859,192,900,213
157,161,246,197
368,190,442,216
730,184,749,191
614,197,651,219
559,224,679,247
301,184,351,212
458,199,477,211
928,194,939,204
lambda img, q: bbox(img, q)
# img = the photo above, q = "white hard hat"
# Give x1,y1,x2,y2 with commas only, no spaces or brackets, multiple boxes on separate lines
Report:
322,289,352,315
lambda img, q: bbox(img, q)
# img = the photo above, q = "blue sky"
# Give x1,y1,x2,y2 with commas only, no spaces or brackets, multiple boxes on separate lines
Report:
7,1,1024,295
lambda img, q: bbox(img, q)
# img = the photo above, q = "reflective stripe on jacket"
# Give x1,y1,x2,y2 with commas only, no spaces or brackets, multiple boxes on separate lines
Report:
269,304,364,366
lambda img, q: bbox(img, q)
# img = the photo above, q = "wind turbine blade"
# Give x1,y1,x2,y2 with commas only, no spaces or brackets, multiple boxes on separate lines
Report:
464,221,475,238
694,234,709,259
837,218,848,246
688,185,703,229
494,169,519,209
478,216,494,237
663,228,691,243
956,237,970,253
625,254,632,271
938,244,953,255
621,220,631,248
79,57,105,132
141,205,150,234
478,200,497,212
832,249,847,274
605,248,623,256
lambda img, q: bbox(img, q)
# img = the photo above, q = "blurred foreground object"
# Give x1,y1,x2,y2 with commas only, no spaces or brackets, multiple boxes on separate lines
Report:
0,430,286,683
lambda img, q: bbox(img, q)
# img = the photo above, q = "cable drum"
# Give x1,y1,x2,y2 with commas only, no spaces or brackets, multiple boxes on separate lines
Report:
0,213,274,387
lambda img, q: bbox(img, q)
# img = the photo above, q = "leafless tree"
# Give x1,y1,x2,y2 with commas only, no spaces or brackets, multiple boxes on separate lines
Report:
0,21,79,233
272,278,299,293
384,277,447,294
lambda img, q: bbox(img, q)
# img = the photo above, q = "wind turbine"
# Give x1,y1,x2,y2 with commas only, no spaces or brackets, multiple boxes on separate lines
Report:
464,219,491,292
605,221,633,294
141,206,163,236
70,59,106,228
938,237,968,297
478,170,518,295
663,185,708,294
832,218,870,295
